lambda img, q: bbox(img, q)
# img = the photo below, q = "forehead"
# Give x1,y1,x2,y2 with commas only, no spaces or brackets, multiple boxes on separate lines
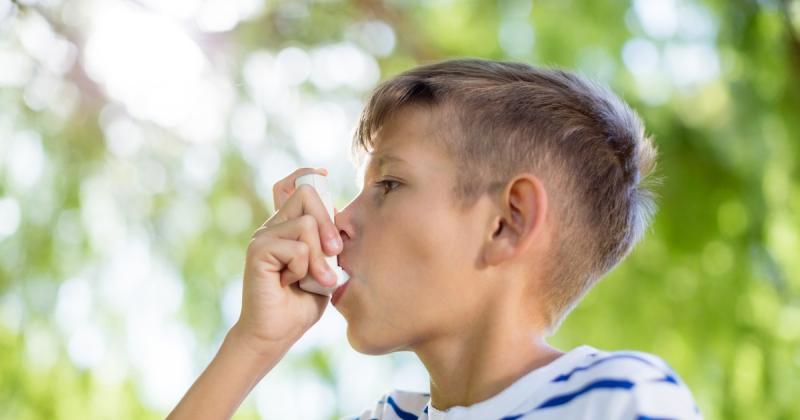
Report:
355,107,452,184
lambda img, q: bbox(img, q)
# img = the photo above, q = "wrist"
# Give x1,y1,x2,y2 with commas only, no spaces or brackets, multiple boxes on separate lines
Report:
226,322,294,363
167,324,291,419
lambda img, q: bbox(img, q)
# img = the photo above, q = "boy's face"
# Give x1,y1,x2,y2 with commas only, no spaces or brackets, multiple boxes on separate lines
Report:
333,105,497,354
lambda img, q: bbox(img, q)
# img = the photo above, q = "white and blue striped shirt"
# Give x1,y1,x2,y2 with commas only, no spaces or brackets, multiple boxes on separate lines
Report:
341,345,701,420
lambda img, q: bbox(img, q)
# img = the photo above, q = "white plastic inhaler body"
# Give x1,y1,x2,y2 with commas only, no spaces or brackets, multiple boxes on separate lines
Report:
294,173,350,296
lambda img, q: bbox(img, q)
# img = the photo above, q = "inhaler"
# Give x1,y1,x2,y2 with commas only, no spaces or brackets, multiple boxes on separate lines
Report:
294,173,350,296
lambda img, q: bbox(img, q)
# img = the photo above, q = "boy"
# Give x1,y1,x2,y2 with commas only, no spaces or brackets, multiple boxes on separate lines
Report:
168,58,701,419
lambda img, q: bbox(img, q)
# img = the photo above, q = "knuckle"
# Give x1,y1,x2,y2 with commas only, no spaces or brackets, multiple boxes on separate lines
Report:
246,238,262,258
263,213,278,227
297,214,317,230
250,226,268,239
247,229,273,255
295,183,314,198
295,241,310,257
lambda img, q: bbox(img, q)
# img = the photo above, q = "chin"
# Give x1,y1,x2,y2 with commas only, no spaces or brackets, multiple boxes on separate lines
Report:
346,325,405,355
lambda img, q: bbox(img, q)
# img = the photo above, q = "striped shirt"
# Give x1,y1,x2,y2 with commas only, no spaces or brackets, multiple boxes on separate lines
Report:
341,345,701,420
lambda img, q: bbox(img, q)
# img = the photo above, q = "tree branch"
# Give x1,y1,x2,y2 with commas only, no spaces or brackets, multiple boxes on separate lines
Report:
779,0,800,76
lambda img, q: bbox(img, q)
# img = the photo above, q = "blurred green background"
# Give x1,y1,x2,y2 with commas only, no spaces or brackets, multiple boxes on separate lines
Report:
1,0,798,419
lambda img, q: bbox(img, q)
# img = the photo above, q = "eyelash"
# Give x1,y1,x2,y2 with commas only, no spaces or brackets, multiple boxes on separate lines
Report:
374,179,400,195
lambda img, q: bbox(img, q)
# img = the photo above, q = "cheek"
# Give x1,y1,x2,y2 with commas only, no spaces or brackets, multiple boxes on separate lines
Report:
384,216,464,307
369,225,433,299
362,197,471,302
349,212,480,348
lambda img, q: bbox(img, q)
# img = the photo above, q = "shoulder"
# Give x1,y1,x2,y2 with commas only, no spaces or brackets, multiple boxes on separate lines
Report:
339,389,430,420
510,346,702,419
550,347,680,384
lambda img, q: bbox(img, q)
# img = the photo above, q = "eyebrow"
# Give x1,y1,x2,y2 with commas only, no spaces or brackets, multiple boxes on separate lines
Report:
371,154,408,169
359,153,409,185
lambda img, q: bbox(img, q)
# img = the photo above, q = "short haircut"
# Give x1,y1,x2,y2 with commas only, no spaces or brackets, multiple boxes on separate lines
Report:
351,58,659,334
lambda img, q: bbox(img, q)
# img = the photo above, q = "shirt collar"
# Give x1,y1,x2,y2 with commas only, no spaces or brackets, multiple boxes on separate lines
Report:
423,345,598,420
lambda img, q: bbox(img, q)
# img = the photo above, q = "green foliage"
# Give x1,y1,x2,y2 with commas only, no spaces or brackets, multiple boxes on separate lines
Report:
0,0,798,419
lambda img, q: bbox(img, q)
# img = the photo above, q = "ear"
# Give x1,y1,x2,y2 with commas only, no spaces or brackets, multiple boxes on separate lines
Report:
483,174,548,266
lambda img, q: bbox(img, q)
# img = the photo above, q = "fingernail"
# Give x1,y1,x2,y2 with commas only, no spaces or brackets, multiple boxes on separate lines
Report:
323,268,336,285
326,237,342,252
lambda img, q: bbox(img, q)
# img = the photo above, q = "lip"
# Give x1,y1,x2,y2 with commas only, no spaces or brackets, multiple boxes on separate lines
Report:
331,278,350,305
332,256,352,306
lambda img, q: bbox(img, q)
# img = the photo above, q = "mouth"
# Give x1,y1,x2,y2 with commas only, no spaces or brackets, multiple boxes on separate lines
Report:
331,277,350,305
332,262,352,305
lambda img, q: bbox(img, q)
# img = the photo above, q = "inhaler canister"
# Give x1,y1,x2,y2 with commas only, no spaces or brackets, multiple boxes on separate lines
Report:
294,173,350,296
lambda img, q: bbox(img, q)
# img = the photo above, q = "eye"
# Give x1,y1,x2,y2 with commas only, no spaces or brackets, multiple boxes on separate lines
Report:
374,179,400,195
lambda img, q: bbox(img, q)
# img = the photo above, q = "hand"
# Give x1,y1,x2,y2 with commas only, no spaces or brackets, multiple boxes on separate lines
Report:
232,167,343,354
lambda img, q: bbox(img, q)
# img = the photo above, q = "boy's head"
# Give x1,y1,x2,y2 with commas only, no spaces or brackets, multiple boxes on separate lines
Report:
333,58,658,354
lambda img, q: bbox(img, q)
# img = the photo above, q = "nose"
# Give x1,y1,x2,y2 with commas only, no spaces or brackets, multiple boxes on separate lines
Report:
334,196,357,244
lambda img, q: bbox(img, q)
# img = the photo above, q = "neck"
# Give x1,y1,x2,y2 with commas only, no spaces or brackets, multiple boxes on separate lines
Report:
412,298,563,411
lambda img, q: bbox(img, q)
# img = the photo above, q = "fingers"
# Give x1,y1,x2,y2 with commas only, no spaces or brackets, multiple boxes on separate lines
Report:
272,167,328,211
247,236,311,287
253,166,341,292
264,181,342,257
252,215,337,288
